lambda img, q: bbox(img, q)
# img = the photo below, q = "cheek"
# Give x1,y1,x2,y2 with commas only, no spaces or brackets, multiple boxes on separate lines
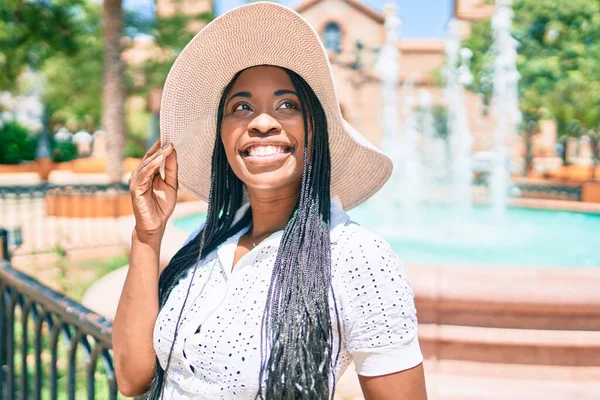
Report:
220,123,240,159
287,119,311,151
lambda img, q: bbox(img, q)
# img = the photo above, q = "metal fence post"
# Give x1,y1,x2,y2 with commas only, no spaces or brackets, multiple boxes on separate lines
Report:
0,229,9,261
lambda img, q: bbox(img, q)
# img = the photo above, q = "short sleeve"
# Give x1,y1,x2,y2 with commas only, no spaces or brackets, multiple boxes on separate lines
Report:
335,224,423,377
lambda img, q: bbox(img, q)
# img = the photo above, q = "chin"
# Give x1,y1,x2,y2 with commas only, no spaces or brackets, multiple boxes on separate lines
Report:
242,171,302,193
232,154,303,193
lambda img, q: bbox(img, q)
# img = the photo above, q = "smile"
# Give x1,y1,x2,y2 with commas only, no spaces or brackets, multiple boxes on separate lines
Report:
240,144,294,166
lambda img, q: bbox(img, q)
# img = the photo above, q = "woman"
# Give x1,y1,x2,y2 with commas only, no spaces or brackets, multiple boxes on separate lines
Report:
113,3,427,399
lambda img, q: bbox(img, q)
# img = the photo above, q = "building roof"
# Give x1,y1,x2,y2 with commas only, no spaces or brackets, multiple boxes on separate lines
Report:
294,0,386,23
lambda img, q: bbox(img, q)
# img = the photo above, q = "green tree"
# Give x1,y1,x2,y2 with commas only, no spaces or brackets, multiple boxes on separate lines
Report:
0,0,85,91
42,2,104,132
3,0,213,177
41,3,156,153
462,0,600,175
547,77,600,178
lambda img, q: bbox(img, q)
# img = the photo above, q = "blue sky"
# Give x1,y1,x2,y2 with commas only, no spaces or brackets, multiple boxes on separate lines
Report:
214,0,453,38
123,0,453,39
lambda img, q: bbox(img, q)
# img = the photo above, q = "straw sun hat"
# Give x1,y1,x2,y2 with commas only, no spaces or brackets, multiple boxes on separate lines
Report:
159,1,392,210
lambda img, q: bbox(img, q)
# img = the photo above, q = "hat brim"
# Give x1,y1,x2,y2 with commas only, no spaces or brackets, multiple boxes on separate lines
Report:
160,2,392,210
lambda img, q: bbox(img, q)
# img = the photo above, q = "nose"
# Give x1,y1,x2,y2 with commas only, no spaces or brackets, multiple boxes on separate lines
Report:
247,113,282,135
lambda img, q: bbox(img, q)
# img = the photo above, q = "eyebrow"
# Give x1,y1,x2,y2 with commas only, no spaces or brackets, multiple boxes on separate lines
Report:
226,89,299,107
226,91,251,107
273,89,298,97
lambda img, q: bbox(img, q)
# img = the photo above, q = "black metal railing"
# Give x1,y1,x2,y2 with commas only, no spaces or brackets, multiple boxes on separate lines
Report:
0,184,130,259
0,260,118,399
514,182,583,201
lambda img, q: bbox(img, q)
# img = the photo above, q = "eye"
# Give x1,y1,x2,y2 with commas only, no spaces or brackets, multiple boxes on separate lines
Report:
279,101,297,110
234,103,252,112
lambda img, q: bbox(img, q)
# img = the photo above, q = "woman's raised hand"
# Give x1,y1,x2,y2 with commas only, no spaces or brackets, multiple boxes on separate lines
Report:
129,141,178,236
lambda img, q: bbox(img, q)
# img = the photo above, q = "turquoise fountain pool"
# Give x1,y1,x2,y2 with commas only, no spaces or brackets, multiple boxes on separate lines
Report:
174,205,600,267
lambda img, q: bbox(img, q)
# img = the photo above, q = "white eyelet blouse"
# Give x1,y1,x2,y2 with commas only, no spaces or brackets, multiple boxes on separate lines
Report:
153,197,422,399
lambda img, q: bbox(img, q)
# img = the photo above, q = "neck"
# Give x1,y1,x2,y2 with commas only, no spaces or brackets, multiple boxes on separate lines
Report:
246,188,299,238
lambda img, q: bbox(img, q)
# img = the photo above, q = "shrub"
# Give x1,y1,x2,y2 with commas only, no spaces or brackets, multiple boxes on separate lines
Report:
51,139,78,163
0,121,37,164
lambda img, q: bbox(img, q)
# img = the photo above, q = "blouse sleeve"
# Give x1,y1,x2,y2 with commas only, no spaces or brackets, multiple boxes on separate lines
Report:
336,223,423,377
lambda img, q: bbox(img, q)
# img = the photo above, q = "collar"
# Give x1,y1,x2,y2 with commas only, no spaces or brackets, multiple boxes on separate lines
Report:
216,196,350,276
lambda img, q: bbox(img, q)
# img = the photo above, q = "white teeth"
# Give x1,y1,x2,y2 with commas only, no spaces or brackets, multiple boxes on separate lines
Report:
247,145,288,157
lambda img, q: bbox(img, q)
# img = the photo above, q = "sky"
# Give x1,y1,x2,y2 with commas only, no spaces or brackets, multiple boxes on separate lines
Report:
215,0,453,38
122,0,453,39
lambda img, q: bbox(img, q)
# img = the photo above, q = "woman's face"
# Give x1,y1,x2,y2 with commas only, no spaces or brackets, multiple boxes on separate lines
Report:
221,66,311,195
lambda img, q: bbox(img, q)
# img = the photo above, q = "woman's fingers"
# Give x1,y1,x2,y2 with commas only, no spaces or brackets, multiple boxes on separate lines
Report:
136,144,173,176
135,152,167,190
163,148,178,190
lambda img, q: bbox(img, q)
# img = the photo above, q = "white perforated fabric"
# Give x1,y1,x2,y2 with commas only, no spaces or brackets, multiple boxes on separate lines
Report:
153,198,422,399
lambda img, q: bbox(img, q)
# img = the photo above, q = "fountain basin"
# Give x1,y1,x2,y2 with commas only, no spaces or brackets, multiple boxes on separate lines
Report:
173,201,600,268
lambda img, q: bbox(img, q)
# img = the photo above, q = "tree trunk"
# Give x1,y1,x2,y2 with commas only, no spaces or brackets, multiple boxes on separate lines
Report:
590,134,599,181
103,0,126,183
522,119,537,176
523,127,534,176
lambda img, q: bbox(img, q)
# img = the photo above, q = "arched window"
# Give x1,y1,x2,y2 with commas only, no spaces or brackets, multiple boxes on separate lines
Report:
323,22,342,53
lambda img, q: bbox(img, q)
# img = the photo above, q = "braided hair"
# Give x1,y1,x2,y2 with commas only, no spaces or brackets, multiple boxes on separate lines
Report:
145,67,340,400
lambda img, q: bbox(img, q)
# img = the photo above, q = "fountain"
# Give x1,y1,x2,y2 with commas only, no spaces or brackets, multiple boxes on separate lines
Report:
374,3,403,206
416,89,446,199
399,80,424,218
445,19,475,215
374,3,426,219
489,0,522,221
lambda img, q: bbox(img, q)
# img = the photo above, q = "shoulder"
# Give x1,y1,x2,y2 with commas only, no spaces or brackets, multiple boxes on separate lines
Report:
346,221,389,246
333,220,396,267
333,220,408,291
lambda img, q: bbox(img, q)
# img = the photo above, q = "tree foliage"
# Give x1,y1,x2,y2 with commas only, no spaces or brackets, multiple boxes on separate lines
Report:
0,0,86,91
41,2,104,132
463,0,600,162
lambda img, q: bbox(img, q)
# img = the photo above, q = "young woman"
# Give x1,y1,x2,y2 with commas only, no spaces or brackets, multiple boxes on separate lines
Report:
112,3,427,399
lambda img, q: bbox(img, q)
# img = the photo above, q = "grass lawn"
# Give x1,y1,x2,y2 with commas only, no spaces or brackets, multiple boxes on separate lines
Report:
14,250,129,303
